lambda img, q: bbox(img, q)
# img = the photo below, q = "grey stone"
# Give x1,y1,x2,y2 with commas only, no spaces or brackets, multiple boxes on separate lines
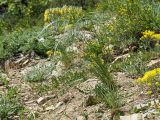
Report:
120,113,144,120
36,95,56,105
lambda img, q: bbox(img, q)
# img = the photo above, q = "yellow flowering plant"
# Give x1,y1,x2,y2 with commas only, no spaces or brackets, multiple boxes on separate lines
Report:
44,6,83,24
140,30,160,49
140,30,160,41
140,30,155,40
135,68,160,98
46,50,54,57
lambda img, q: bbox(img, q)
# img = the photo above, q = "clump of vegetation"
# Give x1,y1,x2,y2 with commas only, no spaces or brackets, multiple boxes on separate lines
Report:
0,87,24,119
91,57,121,119
85,39,121,119
44,5,83,24
135,68,160,108
140,30,160,49
136,68,160,96
24,64,54,82
97,0,160,52
1,0,160,119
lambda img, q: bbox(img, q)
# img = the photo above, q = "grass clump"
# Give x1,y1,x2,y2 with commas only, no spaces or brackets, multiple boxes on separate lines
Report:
0,87,24,119
91,57,121,119
85,40,121,119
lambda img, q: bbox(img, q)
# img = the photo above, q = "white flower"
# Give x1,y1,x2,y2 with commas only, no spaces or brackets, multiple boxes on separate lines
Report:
38,37,45,42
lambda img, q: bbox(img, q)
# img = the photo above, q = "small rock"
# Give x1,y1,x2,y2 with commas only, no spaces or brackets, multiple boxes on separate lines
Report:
147,58,160,69
22,59,30,67
112,53,130,64
127,98,134,103
76,79,99,92
45,102,63,111
0,81,4,86
120,105,132,113
51,70,61,78
25,100,35,104
36,95,56,105
76,116,86,120
120,113,144,120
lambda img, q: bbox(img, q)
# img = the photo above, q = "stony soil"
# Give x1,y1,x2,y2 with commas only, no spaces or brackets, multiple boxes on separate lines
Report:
1,57,160,120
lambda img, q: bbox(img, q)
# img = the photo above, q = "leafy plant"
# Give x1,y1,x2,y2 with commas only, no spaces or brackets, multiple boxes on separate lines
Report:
0,26,55,59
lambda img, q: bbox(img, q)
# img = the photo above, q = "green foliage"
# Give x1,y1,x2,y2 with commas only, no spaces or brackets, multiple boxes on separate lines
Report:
91,57,121,118
55,70,86,87
31,70,86,95
0,74,9,86
0,26,55,59
95,84,120,109
0,0,51,32
0,0,99,33
92,60,121,119
97,0,160,51
24,64,54,82
111,51,160,76
0,87,24,119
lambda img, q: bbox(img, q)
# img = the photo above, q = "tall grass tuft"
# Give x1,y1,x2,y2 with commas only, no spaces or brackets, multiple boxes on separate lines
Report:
90,56,121,119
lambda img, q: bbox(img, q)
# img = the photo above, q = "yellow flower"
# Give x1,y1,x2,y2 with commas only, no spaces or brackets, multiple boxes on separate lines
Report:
146,90,152,95
147,82,152,86
140,75,148,82
155,82,160,86
46,50,54,57
54,51,61,56
135,78,143,84
44,6,82,24
136,68,160,84
151,34,160,41
118,8,127,15
142,30,155,36
44,9,49,15
140,30,155,40
144,70,157,79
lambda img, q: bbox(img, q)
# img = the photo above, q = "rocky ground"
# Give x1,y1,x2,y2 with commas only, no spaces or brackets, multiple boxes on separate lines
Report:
1,56,160,120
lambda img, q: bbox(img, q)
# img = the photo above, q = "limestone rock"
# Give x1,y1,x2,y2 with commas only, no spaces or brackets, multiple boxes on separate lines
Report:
45,102,63,111
120,113,144,120
36,95,56,105
76,116,86,120
147,58,160,69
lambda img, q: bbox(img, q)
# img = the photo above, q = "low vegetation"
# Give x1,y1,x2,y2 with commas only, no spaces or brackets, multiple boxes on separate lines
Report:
0,0,160,119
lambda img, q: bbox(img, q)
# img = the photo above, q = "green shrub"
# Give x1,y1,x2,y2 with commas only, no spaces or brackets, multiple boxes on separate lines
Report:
0,26,55,59
0,0,51,32
44,6,83,24
0,0,99,33
24,64,54,82
97,0,160,50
